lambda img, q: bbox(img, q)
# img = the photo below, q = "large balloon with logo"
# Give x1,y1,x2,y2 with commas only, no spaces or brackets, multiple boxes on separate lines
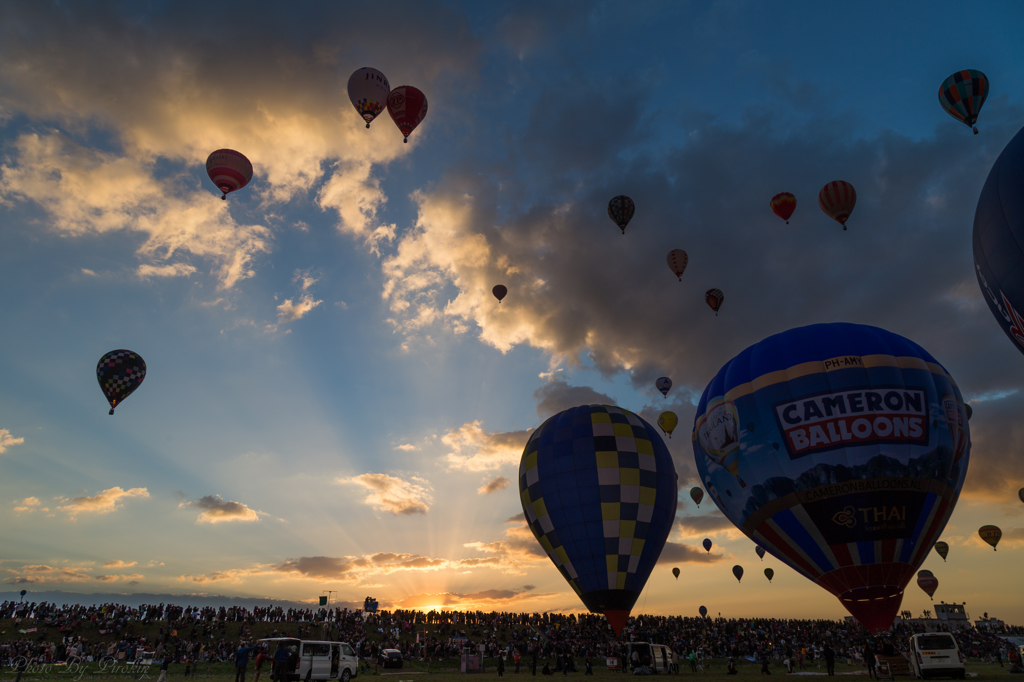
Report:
692,323,970,632
973,125,1024,358
519,404,677,636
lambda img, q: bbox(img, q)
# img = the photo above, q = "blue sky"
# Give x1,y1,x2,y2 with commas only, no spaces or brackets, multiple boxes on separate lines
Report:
2,0,1024,622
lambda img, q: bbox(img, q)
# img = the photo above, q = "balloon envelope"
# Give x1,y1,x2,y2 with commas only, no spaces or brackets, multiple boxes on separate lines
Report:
656,377,672,397
519,404,677,636
702,538,712,553
764,568,774,582
667,250,689,280
939,70,989,133
206,149,253,199
672,567,680,580
818,181,856,229
608,196,635,234
1019,488,1024,504
770,193,797,223
756,546,766,560
347,67,390,127
96,350,146,415
917,571,939,598
979,525,1001,549
387,86,428,142
690,487,704,507
492,285,508,302
698,606,707,618
733,565,743,582
658,411,678,438
933,541,949,561
973,125,1024,358
705,289,724,314
692,322,970,632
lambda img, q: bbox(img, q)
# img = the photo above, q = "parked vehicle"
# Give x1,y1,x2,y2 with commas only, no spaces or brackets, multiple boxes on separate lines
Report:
378,649,403,669
908,633,965,679
257,638,358,682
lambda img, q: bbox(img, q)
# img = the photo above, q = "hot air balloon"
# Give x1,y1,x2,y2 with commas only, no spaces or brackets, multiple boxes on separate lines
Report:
764,568,774,583
492,285,507,303
206,150,253,200
656,377,672,397
698,605,708,618
917,570,938,599
347,67,391,128
973,125,1024,359
964,403,973,420
1019,488,1024,504
934,541,949,562
608,196,635,234
939,70,989,135
732,565,743,583
672,567,680,580
387,86,428,143
519,404,677,636
703,539,712,553
667,250,688,281
690,487,704,507
705,289,724,315
658,411,678,439
756,546,766,561
818,181,856,230
692,322,970,633
979,525,1001,550
770,193,797,224
97,350,146,415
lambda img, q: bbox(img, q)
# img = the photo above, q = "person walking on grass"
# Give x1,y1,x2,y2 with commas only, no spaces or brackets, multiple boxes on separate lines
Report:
235,642,258,682
156,656,171,682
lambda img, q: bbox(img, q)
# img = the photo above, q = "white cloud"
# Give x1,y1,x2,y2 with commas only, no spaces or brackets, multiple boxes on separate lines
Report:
477,476,511,495
0,429,25,453
442,420,530,471
336,473,433,515
137,262,198,279
57,486,149,519
180,495,261,524
276,293,322,324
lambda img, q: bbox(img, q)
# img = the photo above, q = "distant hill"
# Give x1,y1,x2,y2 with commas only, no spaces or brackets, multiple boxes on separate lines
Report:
0,591,361,611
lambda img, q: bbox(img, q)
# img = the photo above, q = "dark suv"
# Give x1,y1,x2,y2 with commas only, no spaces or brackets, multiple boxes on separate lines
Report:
378,649,403,669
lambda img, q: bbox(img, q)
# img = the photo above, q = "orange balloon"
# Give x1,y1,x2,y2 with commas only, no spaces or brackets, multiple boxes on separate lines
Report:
770,192,797,223
818,181,857,230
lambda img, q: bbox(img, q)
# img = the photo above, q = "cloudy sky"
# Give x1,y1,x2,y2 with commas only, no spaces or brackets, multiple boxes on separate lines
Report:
2,0,1024,623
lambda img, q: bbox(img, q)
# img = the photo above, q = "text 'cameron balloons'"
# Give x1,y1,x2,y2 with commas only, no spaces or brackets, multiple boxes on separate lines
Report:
934,541,949,561
764,568,774,583
979,525,1001,550
658,411,678,439
733,565,743,583
672,567,680,580
705,289,724,315
387,86,428,143
656,377,672,397
702,539,712,553
818,181,856,230
756,546,766,561
692,322,970,632
492,285,507,303
690,487,704,507
97,350,146,415
939,70,989,135
698,606,708,618
519,404,677,636
206,150,253,200
667,250,689,280
770,193,797,224
608,196,635,234
917,570,938,599
973,126,1024,358
348,67,390,128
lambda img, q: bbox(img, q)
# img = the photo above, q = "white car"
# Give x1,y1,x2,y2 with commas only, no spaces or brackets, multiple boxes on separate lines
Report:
908,633,965,679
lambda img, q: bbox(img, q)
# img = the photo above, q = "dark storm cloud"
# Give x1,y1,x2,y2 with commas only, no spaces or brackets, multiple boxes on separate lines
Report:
961,392,1024,497
533,378,615,419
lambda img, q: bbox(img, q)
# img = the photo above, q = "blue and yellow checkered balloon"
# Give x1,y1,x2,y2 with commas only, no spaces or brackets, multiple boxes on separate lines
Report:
519,404,677,635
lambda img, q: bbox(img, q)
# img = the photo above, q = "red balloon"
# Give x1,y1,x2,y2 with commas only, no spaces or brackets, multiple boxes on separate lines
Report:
770,192,797,223
387,86,428,143
818,181,857,230
667,249,688,281
206,149,253,200
917,570,938,599
705,288,724,315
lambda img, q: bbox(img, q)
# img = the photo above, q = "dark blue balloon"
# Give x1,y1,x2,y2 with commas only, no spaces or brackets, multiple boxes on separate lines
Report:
974,125,1024,356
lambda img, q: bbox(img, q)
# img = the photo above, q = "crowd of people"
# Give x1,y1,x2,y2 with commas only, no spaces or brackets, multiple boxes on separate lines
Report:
2,599,1022,676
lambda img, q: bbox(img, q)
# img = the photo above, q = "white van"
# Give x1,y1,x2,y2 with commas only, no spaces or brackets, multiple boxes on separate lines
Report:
258,638,359,682
626,642,677,673
908,633,965,679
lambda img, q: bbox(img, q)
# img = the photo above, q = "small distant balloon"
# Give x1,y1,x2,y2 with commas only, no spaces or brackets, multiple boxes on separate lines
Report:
347,67,390,128
979,525,1001,550
97,350,146,415
672,567,680,580
934,541,949,561
764,568,774,583
818,181,857,230
732,565,743,583
690,487,704,507
755,546,766,561
770,192,797,224
20,590,26,598
667,249,689,280
705,289,724,315
1019,488,1024,504
608,195,635,234
698,605,707,618
492,285,507,303
939,70,989,135
656,377,672,397
387,85,428,143
917,570,938,599
964,403,973,420
658,411,678,439
703,538,712,553
206,149,253,200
